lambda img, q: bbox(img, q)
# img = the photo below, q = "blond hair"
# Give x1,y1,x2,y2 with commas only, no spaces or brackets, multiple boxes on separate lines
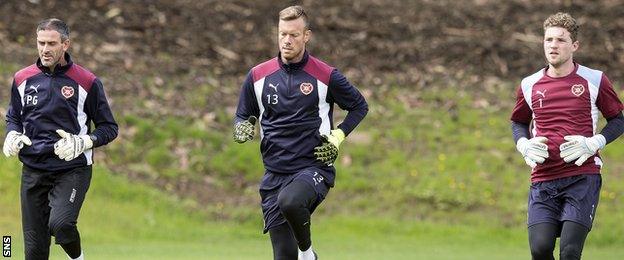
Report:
543,12,579,42
279,5,309,29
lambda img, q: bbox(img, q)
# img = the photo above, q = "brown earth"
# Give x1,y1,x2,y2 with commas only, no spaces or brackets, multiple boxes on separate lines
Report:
2,1,624,92
1,0,624,213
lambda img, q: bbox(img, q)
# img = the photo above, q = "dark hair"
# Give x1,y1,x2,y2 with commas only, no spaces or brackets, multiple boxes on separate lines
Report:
37,18,70,41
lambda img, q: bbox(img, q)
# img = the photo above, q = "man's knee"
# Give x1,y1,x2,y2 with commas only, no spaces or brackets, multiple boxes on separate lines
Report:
560,243,582,260
49,218,79,244
530,239,555,260
277,190,301,215
277,180,317,215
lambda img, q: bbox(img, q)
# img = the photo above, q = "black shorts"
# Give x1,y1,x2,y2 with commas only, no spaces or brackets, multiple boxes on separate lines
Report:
528,174,601,230
259,167,331,233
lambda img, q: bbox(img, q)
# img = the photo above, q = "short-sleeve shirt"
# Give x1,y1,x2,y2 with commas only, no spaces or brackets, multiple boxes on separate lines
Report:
510,63,624,183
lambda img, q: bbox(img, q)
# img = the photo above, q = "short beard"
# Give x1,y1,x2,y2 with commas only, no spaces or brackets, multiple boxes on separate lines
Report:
282,50,302,63
40,55,60,68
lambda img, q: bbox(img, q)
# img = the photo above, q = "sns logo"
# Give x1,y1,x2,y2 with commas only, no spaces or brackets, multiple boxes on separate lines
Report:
2,236,10,257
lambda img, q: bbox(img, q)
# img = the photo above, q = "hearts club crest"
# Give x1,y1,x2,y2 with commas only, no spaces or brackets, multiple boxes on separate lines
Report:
571,84,585,97
61,86,74,99
300,82,313,95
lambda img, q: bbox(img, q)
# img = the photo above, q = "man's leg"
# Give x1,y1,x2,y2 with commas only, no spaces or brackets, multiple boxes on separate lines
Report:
556,174,600,260
277,179,317,252
21,166,52,260
48,166,92,259
527,178,567,260
268,223,298,260
559,221,589,260
528,223,559,260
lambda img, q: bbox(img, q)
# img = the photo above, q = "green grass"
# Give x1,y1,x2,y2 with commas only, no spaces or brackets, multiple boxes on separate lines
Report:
2,60,624,258
2,158,624,259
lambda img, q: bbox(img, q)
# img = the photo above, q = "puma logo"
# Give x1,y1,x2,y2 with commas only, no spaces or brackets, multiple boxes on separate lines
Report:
29,85,40,93
536,89,547,98
269,83,278,92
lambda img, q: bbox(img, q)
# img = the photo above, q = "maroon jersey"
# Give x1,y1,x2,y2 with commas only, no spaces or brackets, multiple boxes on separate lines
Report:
511,63,624,182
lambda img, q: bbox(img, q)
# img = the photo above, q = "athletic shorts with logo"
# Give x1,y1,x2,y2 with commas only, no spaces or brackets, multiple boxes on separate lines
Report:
259,167,331,233
528,174,601,230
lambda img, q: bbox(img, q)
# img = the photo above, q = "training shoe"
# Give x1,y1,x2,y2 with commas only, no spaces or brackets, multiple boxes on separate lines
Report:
298,247,318,260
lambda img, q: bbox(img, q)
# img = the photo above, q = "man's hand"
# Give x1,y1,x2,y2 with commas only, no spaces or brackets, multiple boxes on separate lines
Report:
559,135,606,166
53,130,93,161
233,116,257,143
314,129,346,165
3,131,32,157
516,136,549,168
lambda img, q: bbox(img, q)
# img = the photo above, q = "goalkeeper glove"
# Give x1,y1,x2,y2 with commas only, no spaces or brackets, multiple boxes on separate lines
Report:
516,136,549,168
314,129,345,166
233,116,257,143
559,134,606,166
3,130,32,157
53,129,93,161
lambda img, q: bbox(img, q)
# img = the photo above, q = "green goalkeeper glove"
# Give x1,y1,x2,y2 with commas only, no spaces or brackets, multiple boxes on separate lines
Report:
233,116,257,143
314,129,346,165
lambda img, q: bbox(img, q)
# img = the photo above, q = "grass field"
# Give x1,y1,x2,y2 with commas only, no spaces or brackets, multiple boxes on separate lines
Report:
2,157,624,259
2,61,624,259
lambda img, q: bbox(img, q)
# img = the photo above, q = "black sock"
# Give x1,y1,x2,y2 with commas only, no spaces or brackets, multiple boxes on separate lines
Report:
269,223,298,260
61,239,81,259
560,221,589,260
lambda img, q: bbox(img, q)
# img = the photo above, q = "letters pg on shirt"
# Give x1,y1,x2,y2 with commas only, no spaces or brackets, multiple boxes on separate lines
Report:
25,84,41,106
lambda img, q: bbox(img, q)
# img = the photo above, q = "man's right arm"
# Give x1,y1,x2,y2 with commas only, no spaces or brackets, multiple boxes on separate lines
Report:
233,72,260,143
510,86,549,168
6,79,23,134
511,121,530,143
510,86,532,142
234,72,260,124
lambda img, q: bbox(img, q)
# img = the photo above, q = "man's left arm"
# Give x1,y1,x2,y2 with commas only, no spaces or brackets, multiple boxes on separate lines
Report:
327,69,368,136
313,69,368,165
560,74,624,165
596,74,624,144
85,78,118,147
600,113,624,143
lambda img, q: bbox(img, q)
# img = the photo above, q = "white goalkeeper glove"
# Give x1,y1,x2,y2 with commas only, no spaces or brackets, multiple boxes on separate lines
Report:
53,129,93,161
233,116,257,143
3,130,32,157
559,134,606,166
516,136,549,168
